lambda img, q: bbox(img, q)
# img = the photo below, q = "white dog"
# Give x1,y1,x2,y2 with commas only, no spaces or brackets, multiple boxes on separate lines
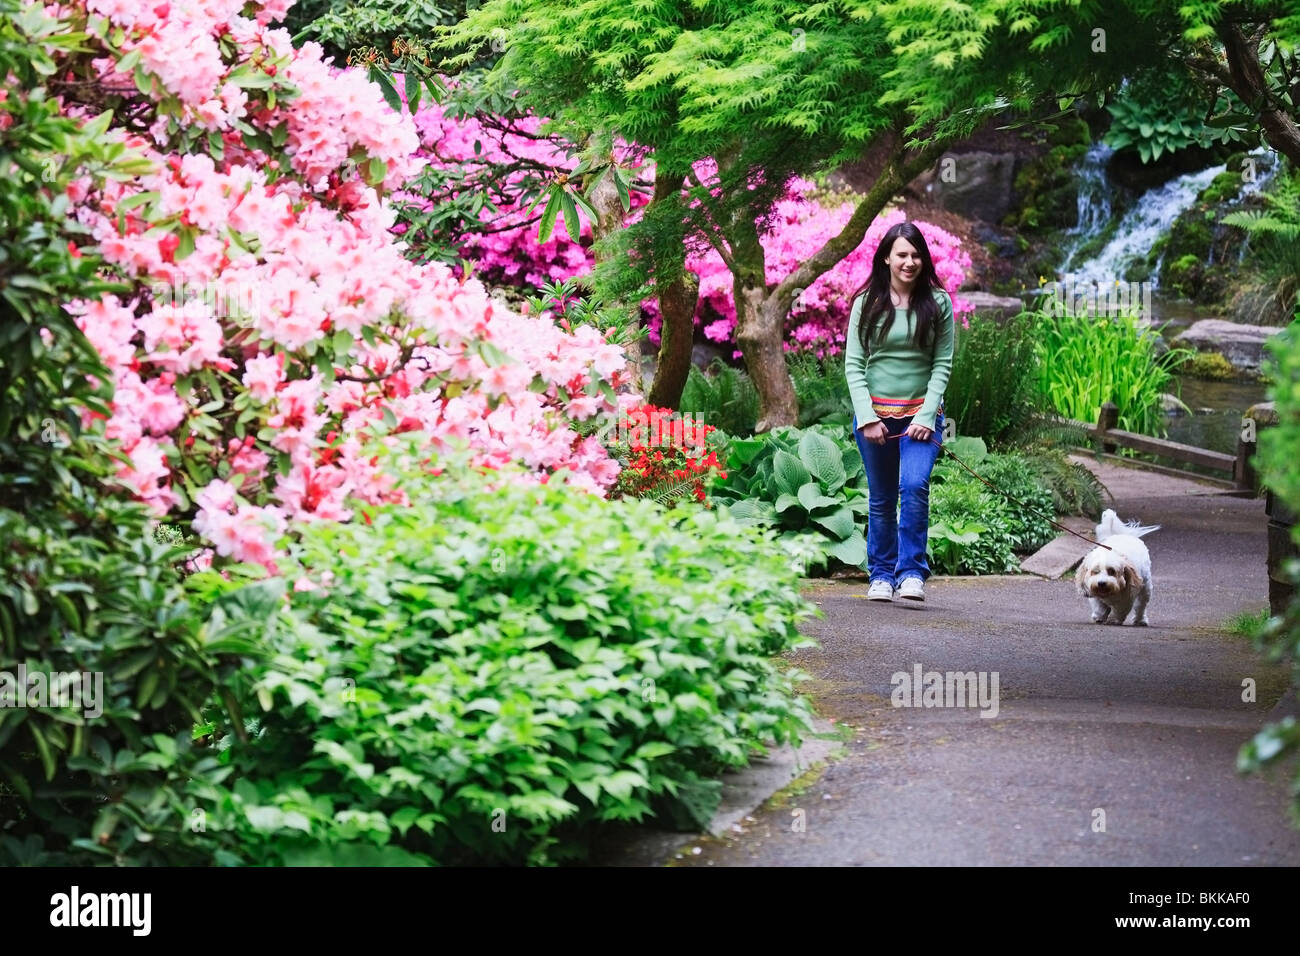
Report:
1075,509,1159,626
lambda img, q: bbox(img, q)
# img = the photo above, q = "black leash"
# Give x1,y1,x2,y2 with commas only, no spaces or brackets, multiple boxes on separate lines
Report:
881,432,1112,552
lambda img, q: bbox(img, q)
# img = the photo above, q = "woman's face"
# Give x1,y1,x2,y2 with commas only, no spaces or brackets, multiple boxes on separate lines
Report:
886,237,923,288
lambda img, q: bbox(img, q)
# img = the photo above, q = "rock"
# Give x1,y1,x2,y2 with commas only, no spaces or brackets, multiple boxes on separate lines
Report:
1161,393,1189,415
1171,319,1284,375
961,291,1026,314
928,151,1020,222
971,223,1021,258
691,339,734,369
1246,400,1278,427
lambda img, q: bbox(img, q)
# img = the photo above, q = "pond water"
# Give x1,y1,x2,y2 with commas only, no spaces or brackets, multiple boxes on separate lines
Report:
1164,375,1268,454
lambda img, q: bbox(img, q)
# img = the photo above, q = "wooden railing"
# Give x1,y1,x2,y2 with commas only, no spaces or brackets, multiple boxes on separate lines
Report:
1054,401,1257,491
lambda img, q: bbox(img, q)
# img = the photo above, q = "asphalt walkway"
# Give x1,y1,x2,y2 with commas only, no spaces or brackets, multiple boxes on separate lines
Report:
667,456,1300,866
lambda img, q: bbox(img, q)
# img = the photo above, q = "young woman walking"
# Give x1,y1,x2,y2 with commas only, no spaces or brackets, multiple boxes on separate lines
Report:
845,222,955,602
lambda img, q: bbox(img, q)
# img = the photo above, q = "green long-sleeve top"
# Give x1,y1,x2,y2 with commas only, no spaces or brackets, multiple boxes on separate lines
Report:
844,289,955,431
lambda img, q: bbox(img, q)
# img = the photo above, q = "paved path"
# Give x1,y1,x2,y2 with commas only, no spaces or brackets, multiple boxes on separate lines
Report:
670,457,1300,866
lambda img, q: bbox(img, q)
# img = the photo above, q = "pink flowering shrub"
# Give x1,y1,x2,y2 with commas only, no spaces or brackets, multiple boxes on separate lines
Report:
405,96,650,286
405,117,971,357
54,0,627,572
684,196,973,359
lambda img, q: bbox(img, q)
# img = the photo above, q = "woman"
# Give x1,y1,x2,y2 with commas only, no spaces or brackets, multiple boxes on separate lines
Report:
845,221,955,602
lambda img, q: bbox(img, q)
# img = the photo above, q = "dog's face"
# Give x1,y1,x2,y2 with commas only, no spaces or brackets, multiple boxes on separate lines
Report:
1076,550,1135,599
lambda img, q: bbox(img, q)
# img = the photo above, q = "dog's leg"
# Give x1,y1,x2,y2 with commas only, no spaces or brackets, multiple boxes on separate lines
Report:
1131,580,1152,627
1089,597,1111,624
1109,595,1134,625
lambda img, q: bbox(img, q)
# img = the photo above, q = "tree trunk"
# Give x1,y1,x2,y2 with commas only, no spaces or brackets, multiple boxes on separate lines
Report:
736,287,799,432
647,268,699,408
647,172,699,409
1216,22,1300,169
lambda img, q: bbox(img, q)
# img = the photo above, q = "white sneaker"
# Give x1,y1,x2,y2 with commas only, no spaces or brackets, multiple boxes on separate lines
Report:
897,578,925,602
867,580,894,602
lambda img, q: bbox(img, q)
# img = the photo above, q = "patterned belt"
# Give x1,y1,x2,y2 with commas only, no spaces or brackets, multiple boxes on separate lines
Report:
870,395,926,419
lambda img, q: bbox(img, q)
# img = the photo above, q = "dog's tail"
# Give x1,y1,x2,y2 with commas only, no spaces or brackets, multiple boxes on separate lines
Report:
1096,508,1160,541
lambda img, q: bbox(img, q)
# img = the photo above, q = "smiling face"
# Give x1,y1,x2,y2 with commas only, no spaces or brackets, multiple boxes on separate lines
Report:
887,236,923,290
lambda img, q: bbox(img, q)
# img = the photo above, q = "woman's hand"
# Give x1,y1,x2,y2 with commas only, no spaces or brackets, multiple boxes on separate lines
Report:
858,420,889,446
904,422,934,443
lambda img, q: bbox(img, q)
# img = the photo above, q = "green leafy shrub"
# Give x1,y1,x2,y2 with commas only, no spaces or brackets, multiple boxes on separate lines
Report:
710,424,869,572
0,1,264,866
944,312,1044,445
182,464,817,866
680,359,760,438
1222,168,1300,325
927,478,1020,575
927,440,1061,573
927,518,987,572
1102,68,1243,164
1012,446,1108,517
940,453,1057,552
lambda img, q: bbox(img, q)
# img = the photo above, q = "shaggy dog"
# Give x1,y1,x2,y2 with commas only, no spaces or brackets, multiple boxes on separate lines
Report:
1075,509,1159,626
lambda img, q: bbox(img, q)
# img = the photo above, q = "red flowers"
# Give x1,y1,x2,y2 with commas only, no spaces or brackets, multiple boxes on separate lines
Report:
609,403,727,508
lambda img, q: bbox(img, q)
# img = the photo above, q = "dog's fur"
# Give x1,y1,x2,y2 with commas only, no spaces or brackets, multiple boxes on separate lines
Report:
1074,510,1159,626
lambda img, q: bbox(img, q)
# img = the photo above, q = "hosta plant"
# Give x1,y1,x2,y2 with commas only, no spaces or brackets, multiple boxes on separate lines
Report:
710,425,869,572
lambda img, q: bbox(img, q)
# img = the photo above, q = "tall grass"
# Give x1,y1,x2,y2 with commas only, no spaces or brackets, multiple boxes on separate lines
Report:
1030,304,1190,436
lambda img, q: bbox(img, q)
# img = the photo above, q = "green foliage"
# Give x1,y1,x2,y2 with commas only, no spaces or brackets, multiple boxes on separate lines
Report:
184,465,816,865
788,352,854,429
1222,167,1300,321
1180,350,1239,380
680,360,760,438
710,424,870,573
1223,608,1270,638
926,518,987,573
283,0,471,61
1245,321,1300,816
945,312,1045,445
1028,303,1191,437
681,354,853,438
1103,80,1241,163
926,479,1020,575
880,0,1297,154
1010,445,1108,517
926,445,1059,574
521,276,641,350
0,0,251,866
937,453,1057,552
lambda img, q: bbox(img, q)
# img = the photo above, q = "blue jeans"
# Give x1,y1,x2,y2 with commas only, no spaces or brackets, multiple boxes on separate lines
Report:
852,413,944,587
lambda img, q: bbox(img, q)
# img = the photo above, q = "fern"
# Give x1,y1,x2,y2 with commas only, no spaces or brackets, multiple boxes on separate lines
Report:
1222,167,1300,325
1016,446,1110,517
680,360,760,437
646,475,699,507
788,351,853,428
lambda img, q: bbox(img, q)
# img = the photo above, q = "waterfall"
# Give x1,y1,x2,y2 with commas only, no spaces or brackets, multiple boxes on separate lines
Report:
1062,162,1226,286
1069,143,1115,243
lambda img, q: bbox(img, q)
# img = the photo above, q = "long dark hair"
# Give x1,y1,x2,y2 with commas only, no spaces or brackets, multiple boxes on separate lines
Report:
852,222,948,354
